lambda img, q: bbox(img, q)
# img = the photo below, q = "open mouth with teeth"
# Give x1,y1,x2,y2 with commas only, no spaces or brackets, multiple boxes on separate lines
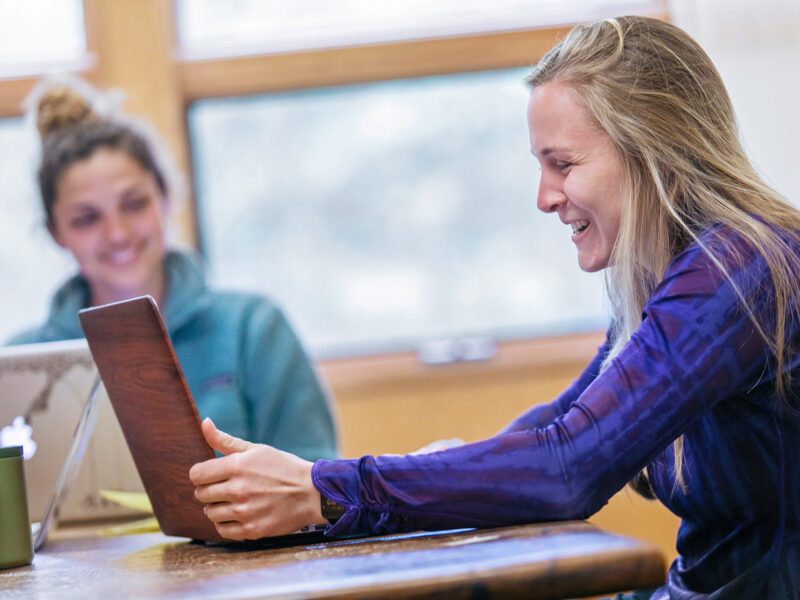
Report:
571,221,589,237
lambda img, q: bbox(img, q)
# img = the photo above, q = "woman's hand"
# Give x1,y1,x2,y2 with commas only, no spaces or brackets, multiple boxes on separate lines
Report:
189,417,326,540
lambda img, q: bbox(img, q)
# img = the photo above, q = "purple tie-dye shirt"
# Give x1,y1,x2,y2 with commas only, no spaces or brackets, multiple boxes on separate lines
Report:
312,224,800,599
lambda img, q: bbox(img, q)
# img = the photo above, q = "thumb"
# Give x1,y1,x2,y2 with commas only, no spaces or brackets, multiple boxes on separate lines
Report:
201,417,255,455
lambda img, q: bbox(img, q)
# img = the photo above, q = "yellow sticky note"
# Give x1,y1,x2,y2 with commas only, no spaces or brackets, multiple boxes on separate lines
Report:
100,517,161,536
99,490,153,513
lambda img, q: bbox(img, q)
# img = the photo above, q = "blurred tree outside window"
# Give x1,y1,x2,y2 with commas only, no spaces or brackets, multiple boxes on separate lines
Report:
189,69,608,358
0,0,86,76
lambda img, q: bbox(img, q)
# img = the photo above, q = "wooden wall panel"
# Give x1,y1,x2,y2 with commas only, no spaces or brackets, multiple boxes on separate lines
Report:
178,27,573,100
0,76,40,118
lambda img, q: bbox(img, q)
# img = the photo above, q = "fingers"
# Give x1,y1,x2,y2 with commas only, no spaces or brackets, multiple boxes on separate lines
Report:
411,438,465,455
193,480,233,504
213,521,250,541
190,439,321,540
189,449,251,486
214,523,245,541
190,419,257,485
203,505,292,541
204,501,246,524
201,417,255,455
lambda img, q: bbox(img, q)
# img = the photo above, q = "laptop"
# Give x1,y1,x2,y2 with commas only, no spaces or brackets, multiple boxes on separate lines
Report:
0,339,146,549
78,296,327,544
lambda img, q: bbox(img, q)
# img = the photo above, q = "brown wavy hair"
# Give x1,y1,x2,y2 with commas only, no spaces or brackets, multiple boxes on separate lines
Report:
35,83,168,228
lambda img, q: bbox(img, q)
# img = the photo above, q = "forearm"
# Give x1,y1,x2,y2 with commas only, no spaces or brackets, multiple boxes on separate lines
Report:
311,427,621,537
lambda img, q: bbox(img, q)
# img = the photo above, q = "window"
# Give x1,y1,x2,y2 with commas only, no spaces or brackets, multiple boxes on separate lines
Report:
0,1,666,352
0,0,87,342
175,0,665,57
0,0,87,77
0,118,76,342
189,68,608,358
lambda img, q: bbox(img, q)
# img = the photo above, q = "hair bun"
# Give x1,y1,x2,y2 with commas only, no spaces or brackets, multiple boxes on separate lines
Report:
36,85,99,139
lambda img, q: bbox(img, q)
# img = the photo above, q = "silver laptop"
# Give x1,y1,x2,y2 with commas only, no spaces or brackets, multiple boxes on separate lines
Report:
0,339,145,547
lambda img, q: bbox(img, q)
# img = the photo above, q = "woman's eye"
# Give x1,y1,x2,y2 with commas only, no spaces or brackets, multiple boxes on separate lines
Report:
554,160,572,171
122,196,149,212
70,213,99,228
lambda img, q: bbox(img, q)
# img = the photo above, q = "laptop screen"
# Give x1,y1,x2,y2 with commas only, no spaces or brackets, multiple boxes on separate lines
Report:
0,340,143,529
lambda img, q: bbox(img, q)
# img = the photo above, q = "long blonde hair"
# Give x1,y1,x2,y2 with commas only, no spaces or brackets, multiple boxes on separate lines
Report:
527,16,800,491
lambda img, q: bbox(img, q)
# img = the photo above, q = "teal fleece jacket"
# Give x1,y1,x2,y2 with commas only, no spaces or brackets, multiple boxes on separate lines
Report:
8,250,339,461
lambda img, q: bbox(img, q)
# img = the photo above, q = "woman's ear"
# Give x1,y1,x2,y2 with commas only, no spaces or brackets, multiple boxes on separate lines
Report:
46,219,67,249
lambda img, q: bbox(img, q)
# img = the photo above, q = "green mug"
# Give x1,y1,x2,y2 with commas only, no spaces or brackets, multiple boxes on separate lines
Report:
0,446,34,569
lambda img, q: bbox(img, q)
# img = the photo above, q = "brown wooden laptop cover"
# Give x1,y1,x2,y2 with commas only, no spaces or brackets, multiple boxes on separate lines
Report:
78,296,225,542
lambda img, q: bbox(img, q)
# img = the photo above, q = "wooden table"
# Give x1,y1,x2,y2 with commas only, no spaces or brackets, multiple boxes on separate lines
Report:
0,521,665,599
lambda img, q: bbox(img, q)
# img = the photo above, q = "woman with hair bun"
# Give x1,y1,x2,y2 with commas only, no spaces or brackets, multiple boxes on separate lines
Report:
8,80,339,462
188,16,800,599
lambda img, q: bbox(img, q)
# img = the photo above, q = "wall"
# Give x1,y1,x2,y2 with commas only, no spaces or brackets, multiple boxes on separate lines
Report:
670,0,800,205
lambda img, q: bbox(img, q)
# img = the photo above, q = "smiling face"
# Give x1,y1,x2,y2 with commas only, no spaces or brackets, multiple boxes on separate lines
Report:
49,148,168,306
527,80,625,272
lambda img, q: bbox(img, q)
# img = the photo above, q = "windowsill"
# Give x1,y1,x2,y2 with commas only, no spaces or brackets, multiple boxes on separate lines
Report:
318,330,605,391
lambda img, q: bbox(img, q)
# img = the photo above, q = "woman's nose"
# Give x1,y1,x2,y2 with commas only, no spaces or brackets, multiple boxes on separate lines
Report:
103,212,131,243
536,173,566,213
